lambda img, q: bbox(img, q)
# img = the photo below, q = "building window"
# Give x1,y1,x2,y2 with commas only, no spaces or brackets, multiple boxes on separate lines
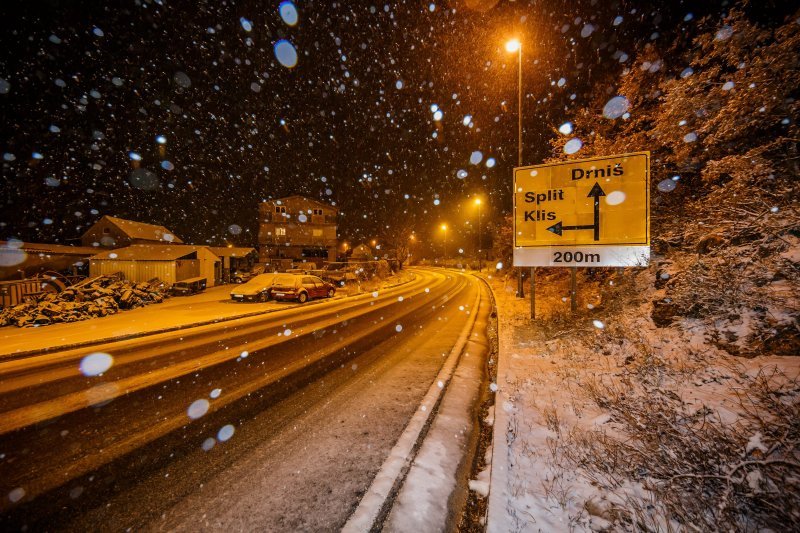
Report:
275,206,286,214
312,208,323,215
276,227,286,236
103,227,111,234
312,229,323,237
302,248,328,258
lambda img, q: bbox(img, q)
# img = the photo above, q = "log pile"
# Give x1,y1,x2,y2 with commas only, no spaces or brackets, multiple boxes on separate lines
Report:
0,276,168,328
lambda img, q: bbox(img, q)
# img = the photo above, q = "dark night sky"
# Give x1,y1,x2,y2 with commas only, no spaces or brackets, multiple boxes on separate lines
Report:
0,0,781,251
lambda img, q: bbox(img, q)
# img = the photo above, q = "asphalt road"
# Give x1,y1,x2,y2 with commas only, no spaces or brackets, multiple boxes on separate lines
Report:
0,268,486,531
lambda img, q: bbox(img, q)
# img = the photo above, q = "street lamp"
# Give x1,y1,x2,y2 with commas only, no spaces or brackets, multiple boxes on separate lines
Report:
506,37,525,299
440,223,448,268
474,198,482,272
505,38,522,167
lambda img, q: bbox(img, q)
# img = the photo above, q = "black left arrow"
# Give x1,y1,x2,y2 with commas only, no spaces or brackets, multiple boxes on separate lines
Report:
546,221,595,236
546,182,606,241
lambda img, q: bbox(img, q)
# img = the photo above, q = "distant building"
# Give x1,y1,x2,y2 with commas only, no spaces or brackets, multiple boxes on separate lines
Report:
350,244,374,261
81,215,183,248
257,196,338,267
207,246,258,283
0,241,97,281
89,244,219,286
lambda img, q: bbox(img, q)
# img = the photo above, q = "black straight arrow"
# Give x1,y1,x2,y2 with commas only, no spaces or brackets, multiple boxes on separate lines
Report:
588,182,606,241
546,182,606,241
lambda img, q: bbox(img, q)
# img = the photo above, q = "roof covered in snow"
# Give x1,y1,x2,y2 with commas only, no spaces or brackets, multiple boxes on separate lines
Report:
0,241,99,256
207,247,256,258
266,195,339,213
84,216,184,243
90,244,217,261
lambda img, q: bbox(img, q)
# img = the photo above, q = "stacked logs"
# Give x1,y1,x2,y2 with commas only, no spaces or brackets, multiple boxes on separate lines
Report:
0,276,168,328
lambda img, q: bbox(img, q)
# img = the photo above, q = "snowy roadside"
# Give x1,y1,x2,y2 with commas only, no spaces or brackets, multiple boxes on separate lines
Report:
484,269,800,531
0,271,417,357
338,269,416,297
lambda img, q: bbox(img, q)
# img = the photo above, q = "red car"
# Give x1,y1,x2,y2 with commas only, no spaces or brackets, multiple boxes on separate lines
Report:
270,274,336,303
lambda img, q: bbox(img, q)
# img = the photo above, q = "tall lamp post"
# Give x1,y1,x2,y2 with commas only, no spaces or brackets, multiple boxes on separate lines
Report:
506,37,527,302
506,38,522,169
440,223,448,269
474,198,482,272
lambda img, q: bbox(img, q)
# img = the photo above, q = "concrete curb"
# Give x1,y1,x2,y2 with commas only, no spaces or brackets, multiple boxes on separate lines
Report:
0,273,417,360
342,274,482,532
469,273,499,526
484,278,513,533
383,278,491,531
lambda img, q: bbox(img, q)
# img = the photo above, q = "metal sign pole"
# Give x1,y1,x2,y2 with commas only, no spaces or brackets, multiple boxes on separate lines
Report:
570,267,577,313
530,267,535,319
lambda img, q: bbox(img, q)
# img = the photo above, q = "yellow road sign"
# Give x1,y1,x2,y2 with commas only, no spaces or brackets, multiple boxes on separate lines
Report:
513,152,650,267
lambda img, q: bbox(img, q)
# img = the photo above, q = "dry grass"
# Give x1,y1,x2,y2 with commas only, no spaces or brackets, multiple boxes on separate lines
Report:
508,268,800,530
565,356,800,531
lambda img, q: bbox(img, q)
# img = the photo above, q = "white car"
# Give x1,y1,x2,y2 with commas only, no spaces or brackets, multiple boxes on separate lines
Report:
230,273,278,302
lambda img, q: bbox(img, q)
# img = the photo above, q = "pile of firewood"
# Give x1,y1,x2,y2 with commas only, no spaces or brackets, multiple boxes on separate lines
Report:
0,276,168,328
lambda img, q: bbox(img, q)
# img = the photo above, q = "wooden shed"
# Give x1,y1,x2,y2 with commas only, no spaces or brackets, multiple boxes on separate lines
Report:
89,245,219,286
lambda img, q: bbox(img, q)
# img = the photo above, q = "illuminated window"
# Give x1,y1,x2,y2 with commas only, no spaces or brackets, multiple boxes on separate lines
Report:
276,227,286,236
312,229,323,237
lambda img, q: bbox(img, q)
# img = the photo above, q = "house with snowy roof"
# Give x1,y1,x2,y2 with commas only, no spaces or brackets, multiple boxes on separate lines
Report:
81,215,183,249
349,243,374,261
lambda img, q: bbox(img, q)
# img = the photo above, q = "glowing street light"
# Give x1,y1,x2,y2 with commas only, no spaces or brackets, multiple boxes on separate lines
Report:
475,197,483,272
406,233,416,263
505,38,523,168
506,36,525,299
440,223,448,268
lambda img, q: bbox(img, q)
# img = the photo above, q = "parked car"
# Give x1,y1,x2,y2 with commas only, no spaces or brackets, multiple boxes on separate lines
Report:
310,262,359,286
171,277,207,296
270,274,336,303
230,273,278,302
232,265,264,284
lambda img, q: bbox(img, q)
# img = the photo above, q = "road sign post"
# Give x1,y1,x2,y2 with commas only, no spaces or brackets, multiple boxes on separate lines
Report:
530,267,535,319
512,152,650,316
570,266,577,313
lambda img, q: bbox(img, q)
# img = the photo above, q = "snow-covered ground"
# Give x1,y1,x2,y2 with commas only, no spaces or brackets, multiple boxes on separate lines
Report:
0,273,414,357
0,285,289,356
484,272,800,531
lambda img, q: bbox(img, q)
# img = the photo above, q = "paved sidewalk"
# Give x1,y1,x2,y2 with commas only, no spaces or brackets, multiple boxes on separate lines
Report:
384,282,490,532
